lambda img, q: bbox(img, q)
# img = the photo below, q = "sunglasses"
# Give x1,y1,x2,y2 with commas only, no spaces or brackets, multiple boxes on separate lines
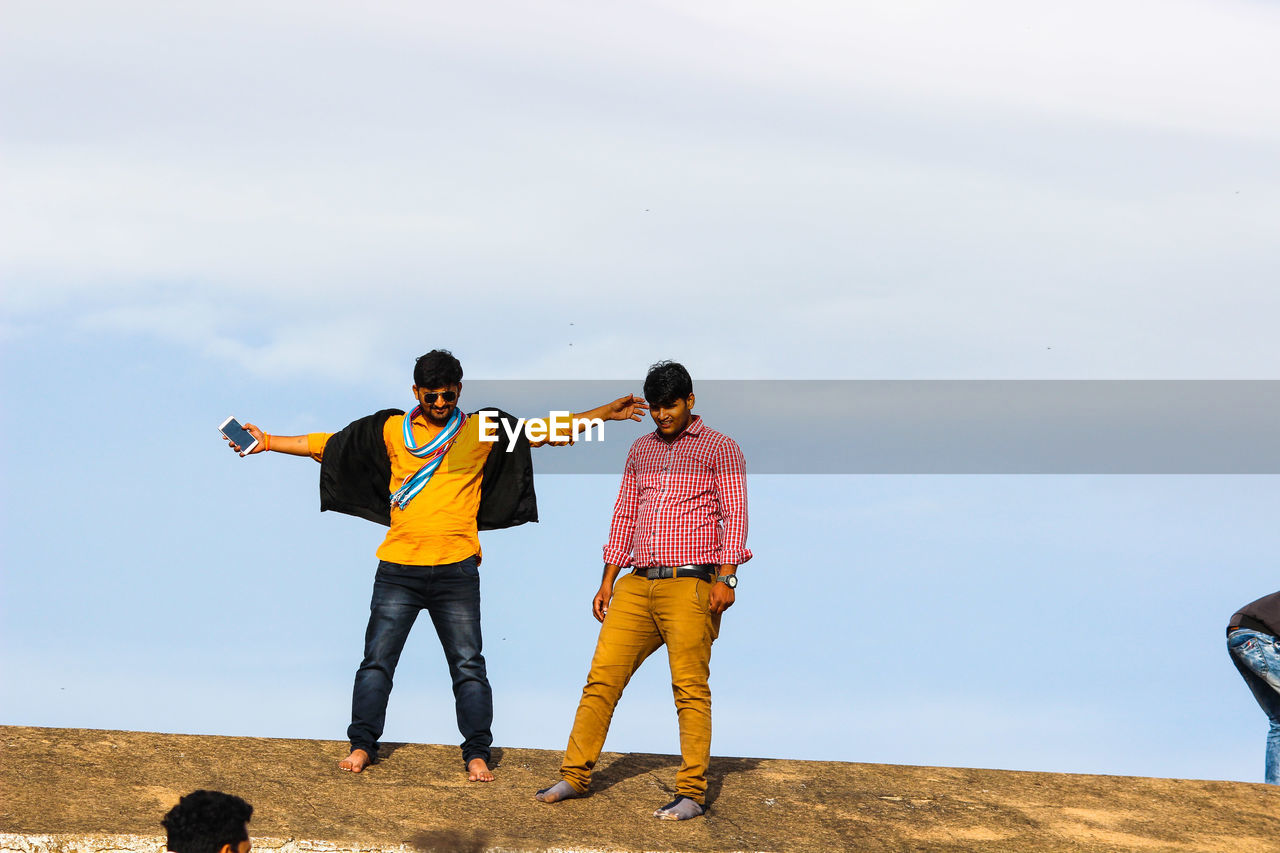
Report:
420,391,458,404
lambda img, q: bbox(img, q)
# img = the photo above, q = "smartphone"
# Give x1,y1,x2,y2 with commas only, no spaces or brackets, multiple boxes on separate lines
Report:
219,416,260,455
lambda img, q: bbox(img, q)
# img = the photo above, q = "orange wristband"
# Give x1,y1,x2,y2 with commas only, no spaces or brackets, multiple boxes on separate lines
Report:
263,434,272,452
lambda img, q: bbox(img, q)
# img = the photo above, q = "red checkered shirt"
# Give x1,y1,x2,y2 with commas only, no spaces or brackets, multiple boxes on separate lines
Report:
603,415,752,568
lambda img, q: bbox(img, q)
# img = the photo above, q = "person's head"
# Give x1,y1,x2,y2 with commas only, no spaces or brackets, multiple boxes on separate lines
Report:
643,360,695,441
412,349,464,426
161,790,253,853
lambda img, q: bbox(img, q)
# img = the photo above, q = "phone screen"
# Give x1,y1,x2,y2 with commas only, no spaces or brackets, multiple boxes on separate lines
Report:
219,416,258,452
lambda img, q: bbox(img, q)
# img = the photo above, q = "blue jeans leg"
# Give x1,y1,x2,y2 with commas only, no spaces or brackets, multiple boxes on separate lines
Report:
347,561,425,760
425,558,492,765
1228,629,1280,785
346,557,492,766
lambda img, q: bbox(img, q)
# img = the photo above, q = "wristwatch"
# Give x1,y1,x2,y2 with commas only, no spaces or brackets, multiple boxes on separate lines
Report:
716,574,738,589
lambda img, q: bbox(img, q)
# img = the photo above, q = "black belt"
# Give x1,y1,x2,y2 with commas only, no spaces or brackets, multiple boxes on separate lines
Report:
634,564,716,582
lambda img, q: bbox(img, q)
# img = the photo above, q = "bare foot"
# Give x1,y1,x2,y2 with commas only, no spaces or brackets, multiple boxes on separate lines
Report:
338,748,371,773
468,757,495,782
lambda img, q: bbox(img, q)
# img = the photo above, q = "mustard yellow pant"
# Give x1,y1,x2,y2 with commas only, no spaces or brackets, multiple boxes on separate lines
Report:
560,572,721,804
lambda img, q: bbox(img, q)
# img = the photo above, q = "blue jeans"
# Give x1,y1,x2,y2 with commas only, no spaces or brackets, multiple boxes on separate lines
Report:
1228,628,1280,785
348,557,492,765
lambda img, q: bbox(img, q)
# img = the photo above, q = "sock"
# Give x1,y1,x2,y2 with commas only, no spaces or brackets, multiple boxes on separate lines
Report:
534,780,584,803
654,795,705,820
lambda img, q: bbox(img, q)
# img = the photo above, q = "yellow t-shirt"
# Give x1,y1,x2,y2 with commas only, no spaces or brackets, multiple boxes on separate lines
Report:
309,410,573,565
309,412,494,566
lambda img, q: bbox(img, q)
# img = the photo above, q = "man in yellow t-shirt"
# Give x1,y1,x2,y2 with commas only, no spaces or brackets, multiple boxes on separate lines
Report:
226,350,646,781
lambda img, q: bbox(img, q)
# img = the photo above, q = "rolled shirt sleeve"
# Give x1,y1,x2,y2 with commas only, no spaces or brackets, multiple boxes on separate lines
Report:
307,432,333,463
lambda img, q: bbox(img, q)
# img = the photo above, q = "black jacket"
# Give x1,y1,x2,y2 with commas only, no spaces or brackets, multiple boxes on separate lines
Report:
1232,591,1280,637
318,408,538,530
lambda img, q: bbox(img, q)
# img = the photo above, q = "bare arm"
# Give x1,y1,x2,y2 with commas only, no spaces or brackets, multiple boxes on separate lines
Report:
527,394,649,448
709,565,737,615
223,423,321,459
576,394,648,425
593,563,625,622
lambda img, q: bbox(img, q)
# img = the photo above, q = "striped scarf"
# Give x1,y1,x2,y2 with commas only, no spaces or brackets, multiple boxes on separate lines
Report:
389,406,468,510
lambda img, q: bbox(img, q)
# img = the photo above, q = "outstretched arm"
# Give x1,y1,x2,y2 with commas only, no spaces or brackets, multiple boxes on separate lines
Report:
528,394,649,447
577,394,648,425
223,423,324,459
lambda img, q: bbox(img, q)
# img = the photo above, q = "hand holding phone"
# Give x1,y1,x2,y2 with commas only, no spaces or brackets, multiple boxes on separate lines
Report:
220,416,261,456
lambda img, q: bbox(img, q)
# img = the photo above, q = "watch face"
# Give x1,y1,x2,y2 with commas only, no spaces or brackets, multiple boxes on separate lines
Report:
722,575,737,588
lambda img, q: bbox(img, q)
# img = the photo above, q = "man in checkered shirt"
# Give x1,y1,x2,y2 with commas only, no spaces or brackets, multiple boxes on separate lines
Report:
535,360,751,820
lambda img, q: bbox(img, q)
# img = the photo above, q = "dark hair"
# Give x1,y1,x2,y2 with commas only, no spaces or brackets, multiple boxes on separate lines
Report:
161,790,253,853
643,360,693,406
413,349,463,389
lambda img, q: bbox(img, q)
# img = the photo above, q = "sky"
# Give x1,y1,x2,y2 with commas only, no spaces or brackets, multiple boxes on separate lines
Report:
3,1,1280,785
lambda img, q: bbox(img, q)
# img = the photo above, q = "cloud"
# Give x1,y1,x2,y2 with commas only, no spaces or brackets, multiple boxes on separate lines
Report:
667,0,1280,139
2,1,1277,381
75,298,390,382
